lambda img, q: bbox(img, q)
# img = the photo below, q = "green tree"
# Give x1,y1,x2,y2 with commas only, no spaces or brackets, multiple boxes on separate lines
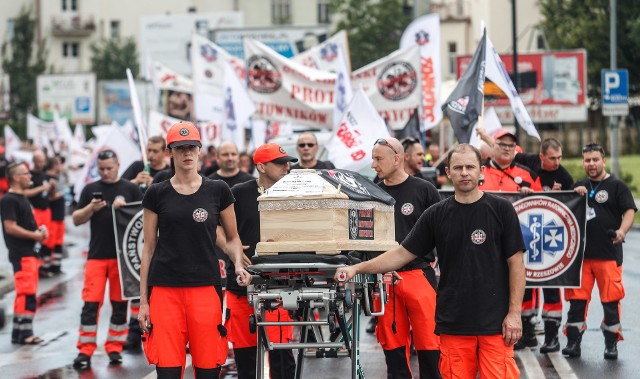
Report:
1,6,47,123
90,37,138,80
330,0,413,70
539,0,640,91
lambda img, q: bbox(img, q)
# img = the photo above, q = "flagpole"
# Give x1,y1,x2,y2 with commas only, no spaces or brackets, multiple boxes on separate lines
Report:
126,68,148,165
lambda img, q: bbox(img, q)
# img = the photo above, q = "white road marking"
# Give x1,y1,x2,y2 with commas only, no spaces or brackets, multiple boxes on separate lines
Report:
517,348,545,379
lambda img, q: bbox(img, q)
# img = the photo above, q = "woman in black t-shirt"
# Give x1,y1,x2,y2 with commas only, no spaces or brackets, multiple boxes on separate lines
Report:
138,122,250,379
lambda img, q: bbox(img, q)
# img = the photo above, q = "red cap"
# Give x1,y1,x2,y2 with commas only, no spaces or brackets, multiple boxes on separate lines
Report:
166,122,202,149
493,129,518,143
253,143,298,165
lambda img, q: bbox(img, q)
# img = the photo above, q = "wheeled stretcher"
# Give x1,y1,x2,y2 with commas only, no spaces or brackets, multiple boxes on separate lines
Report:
246,252,386,379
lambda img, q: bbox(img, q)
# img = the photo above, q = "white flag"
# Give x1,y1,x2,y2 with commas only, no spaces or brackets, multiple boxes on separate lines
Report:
469,107,502,147
333,45,353,131
351,46,422,130
74,123,86,146
26,114,56,143
3,124,32,163
326,88,391,172
126,68,148,147
191,34,246,122
148,110,183,140
484,35,540,141
222,61,256,150
151,61,193,93
74,126,141,201
400,13,442,130
293,30,351,72
198,121,223,149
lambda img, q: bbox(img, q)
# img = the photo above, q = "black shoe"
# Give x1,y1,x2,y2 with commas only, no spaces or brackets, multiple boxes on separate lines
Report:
365,318,377,334
39,267,54,279
108,352,123,365
604,343,618,360
562,341,581,357
540,337,560,353
514,334,538,350
73,353,91,370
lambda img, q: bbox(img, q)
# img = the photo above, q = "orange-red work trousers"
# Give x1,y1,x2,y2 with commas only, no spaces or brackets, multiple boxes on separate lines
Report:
12,256,39,342
439,334,519,379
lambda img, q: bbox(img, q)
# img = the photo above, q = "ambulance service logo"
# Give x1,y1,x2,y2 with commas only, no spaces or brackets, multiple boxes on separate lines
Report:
513,196,580,282
415,30,429,46
320,43,338,62
377,61,417,101
595,190,608,203
471,229,486,245
122,209,144,281
401,203,414,215
193,208,209,223
247,55,282,93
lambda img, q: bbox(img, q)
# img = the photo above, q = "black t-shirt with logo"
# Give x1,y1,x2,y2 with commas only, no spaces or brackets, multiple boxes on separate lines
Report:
378,175,441,271
29,171,49,210
208,171,255,188
402,193,525,335
227,179,260,296
515,153,574,191
47,174,66,221
574,176,636,264
78,180,143,259
1,192,38,263
291,160,336,170
143,178,234,287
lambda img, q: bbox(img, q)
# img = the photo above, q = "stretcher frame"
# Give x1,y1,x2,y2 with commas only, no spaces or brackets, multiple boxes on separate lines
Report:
246,252,386,379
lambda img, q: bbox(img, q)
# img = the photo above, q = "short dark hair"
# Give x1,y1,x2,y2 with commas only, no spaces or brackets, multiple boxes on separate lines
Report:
446,144,482,168
400,137,420,152
148,135,166,150
97,150,118,162
6,162,28,185
44,156,61,171
540,137,562,155
582,142,605,157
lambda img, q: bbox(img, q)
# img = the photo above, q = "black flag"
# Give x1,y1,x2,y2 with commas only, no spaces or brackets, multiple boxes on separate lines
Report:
442,30,486,143
394,107,421,141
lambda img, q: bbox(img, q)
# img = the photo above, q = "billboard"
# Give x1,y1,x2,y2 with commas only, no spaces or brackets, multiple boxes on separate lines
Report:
456,50,587,123
37,73,96,124
213,26,329,59
0,73,9,120
140,12,243,76
97,80,157,125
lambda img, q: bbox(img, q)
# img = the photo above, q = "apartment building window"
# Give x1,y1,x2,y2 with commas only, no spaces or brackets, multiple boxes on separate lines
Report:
317,0,330,24
6,19,15,41
111,20,120,39
63,42,79,58
62,0,78,11
448,42,457,76
272,0,291,25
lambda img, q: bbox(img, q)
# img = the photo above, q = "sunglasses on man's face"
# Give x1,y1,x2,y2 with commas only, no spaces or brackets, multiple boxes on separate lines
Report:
374,138,398,154
298,143,316,148
582,144,605,154
97,150,116,160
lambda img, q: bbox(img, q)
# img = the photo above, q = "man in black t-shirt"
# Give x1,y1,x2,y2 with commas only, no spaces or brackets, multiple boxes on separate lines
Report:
563,143,636,360
336,144,525,379
290,132,335,170
1,162,48,345
24,151,55,277
372,137,442,379
511,137,574,353
208,141,254,187
121,136,169,189
71,150,143,370
227,143,298,379
44,156,66,275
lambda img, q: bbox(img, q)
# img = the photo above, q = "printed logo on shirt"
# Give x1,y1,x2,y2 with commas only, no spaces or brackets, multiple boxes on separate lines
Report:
595,190,608,204
471,229,486,245
514,176,523,184
513,195,580,282
192,208,209,223
401,203,414,215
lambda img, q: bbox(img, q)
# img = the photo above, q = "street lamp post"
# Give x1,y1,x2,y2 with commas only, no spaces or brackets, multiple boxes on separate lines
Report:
609,0,620,177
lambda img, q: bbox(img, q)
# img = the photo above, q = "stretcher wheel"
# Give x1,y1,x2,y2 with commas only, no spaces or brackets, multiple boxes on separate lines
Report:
328,312,337,334
344,289,353,308
249,314,257,334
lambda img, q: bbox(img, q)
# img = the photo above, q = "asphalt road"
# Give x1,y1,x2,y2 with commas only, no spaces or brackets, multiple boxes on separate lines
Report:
0,219,639,378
